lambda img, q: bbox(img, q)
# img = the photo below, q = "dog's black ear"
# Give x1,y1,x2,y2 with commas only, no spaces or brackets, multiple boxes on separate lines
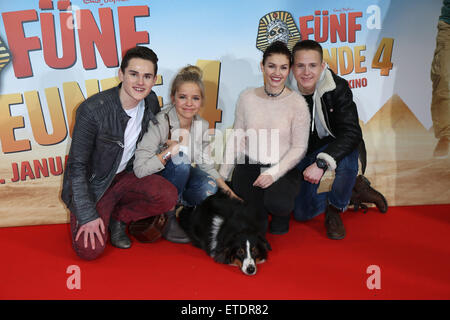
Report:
214,235,238,264
213,247,230,264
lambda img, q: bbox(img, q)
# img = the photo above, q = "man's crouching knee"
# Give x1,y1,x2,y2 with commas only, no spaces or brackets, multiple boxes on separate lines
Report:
72,237,106,261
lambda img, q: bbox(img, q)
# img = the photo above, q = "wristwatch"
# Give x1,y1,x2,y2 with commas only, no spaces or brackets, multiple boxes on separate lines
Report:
162,151,172,161
315,158,328,171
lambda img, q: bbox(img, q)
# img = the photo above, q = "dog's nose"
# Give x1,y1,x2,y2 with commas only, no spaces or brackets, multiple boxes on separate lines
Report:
246,265,256,275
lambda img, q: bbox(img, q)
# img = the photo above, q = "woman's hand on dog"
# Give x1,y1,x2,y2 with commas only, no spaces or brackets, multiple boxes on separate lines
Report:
253,173,274,189
227,189,243,201
217,178,243,201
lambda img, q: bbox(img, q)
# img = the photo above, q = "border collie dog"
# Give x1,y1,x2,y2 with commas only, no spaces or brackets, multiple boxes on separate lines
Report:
179,191,271,276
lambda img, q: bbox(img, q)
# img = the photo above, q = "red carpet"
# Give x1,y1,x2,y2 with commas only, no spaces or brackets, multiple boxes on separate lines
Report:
1,205,449,300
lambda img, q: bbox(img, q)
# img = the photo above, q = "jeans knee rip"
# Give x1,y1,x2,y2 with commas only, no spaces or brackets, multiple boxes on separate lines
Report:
207,180,216,187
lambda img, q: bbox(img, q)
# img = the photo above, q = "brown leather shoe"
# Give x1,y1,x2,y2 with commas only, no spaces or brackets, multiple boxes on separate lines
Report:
324,205,346,240
350,175,388,213
129,214,167,243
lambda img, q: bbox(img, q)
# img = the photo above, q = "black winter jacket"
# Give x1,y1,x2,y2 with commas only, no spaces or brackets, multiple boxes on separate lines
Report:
61,84,160,226
310,68,363,170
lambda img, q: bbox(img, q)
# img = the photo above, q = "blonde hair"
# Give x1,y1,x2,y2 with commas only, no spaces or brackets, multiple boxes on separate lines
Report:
170,65,205,99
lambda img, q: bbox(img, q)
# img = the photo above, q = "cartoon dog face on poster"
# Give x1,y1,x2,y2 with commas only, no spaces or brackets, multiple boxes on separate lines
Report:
256,11,301,52
0,36,11,75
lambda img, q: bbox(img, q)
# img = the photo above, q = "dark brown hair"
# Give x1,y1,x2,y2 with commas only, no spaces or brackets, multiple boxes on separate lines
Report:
262,41,292,66
120,46,158,75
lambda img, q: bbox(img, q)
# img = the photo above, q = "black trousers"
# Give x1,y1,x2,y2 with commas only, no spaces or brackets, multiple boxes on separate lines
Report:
231,161,301,226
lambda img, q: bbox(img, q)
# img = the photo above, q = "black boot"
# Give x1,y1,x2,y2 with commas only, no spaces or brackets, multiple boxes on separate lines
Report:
350,175,388,213
269,215,290,235
162,210,190,244
109,218,131,249
324,205,346,240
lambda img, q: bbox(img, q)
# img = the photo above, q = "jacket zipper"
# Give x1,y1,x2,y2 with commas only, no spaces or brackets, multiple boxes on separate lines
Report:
94,137,125,203
321,96,334,136
99,136,124,148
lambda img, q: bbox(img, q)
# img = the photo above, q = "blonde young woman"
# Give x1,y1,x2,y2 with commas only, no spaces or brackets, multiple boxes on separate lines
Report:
134,65,237,243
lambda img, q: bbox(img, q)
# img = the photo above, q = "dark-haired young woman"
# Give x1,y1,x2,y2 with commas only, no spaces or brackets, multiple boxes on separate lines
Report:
219,41,310,235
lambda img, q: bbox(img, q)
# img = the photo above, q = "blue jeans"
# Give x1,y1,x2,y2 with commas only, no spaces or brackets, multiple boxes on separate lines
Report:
294,145,358,221
160,152,218,206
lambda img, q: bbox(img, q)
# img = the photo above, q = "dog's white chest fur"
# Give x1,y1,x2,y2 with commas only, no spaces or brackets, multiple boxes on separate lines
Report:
210,215,224,254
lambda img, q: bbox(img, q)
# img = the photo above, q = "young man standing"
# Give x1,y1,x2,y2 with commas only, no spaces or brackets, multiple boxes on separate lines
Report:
291,40,367,240
62,46,187,261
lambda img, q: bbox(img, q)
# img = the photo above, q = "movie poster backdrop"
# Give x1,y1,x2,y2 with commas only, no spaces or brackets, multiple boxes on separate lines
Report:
0,0,446,226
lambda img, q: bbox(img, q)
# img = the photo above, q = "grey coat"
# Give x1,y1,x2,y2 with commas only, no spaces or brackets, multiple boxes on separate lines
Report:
134,105,221,180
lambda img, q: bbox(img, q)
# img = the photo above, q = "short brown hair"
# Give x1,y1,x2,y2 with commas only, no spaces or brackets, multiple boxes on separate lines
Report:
292,40,323,62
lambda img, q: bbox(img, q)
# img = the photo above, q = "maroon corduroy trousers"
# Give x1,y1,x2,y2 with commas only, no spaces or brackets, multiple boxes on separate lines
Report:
70,172,177,260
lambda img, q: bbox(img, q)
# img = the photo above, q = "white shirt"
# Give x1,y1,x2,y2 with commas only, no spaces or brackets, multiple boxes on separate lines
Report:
116,99,145,173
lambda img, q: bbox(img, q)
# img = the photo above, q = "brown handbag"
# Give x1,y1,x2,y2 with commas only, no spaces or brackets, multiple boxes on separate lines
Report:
129,112,173,243
128,214,167,243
